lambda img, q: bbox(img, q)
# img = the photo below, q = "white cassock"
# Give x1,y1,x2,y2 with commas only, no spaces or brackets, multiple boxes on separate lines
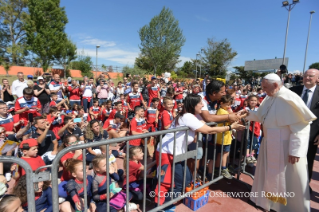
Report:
247,86,316,212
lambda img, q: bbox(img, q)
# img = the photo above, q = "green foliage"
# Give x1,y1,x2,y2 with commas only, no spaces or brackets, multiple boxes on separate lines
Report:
138,7,185,75
202,38,237,78
0,0,29,64
3,61,10,75
122,66,147,80
135,54,154,74
70,54,93,78
309,62,319,70
26,0,68,72
54,37,77,77
233,66,267,81
177,61,195,78
170,71,177,80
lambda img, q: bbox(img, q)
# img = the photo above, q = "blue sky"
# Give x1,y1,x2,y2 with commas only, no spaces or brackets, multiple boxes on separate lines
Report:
60,0,319,73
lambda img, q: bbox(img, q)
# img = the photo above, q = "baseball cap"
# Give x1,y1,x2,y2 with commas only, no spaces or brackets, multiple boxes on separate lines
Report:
27,75,33,79
115,113,124,119
151,76,157,80
19,138,38,149
37,76,44,80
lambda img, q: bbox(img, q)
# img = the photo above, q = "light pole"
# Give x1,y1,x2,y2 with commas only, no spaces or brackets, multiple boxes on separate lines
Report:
96,45,100,79
282,0,299,65
195,53,200,80
303,11,315,74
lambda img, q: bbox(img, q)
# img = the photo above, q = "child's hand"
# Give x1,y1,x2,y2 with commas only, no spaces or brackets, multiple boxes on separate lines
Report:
109,165,115,174
10,164,17,172
75,201,83,211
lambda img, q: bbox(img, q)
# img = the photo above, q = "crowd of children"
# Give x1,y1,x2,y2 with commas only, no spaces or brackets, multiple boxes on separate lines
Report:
0,74,264,212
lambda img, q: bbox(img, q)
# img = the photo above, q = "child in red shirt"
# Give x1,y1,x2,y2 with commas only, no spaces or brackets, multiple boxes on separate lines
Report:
108,101,126,120
123,146,156,201
49,93,67,108
89,99,101,120
146,98,159,132
127,82,147,111
129,107,148,147
159,97,174,130
147,77,160,106
59,135,83,181
14,138,46,179
103,113,126,139
101,100,112,122
46,106,64,141
15,87,42,125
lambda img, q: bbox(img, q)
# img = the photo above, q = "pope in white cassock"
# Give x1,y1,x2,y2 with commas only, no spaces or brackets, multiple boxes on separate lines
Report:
245,73,316,212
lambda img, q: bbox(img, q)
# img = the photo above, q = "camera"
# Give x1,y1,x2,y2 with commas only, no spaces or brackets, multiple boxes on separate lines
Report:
279,65,288,74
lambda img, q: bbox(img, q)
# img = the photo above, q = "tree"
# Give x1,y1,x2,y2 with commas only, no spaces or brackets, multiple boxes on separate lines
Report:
177,61,196,78
202,38,237,78
108,65,113,72
54,37,77,77
0,0,29,65
309,62,319,70
138,7,185,75
122,66,147,80
233,66,267,82
26,0,68,72
70,54,93,78
135,54,154,74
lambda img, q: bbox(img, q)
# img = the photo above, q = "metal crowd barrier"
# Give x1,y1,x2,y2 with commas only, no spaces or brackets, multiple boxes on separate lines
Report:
0,120,258,212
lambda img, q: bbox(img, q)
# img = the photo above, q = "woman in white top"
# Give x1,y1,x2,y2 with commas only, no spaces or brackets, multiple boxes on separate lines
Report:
154,94,245,209
116,81,124,98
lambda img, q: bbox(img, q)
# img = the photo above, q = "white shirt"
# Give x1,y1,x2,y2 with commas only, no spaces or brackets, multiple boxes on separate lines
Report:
302,85,316,109
81,84,93,97
11,79,28,98
157,113,204,155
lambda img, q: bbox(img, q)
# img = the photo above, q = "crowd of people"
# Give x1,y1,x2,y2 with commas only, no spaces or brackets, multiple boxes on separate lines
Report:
0,68,317,212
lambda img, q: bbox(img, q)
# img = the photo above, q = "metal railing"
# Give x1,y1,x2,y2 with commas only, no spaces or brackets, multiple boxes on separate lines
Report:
0,120,259,212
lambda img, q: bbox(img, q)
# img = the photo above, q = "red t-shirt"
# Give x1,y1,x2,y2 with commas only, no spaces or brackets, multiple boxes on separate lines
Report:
147,85,159,99
90,106,101,117
0,114,20,132
103,119,121,131
60,152,83,181
49,101,57,107
174,87,184,100
161,110,173,130
129,117,147,146
19,156,46,176
68,86,81,100
109,109,126,120
101,108,112,121
158,98,177,113
15,96,42,124
47,114,64,140
127,92,144,110
122,160,142,186
145,108,157,124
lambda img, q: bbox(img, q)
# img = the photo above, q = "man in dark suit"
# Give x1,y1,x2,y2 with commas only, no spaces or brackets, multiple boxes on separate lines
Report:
290,69,319,183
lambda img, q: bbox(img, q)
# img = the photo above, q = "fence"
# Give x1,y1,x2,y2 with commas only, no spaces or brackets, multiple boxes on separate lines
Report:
0,121,257,212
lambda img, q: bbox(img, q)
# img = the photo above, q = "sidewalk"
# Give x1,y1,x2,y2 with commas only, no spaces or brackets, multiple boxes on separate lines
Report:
171,149,319,212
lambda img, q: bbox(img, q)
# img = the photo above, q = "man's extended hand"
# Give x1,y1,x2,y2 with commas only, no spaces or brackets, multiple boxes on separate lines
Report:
228,113,240,122
288,155,300,164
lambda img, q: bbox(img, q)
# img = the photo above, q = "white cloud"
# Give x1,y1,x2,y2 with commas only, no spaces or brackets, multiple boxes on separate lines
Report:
292,70,301,74
79,48,139,65
176,56,192,67
80,37,116,47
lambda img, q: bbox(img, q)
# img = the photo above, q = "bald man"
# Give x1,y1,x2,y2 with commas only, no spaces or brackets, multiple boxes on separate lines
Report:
290,69,319,183
49,74,63,102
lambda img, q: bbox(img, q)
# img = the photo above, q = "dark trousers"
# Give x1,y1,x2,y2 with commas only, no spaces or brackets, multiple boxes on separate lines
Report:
82,98,93,113
307,141,318,181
